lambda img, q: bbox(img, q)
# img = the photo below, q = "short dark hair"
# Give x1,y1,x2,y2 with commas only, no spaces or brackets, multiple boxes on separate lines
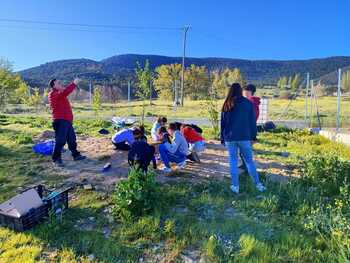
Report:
168,122,178,131
49,79,57,88
158,126,167,134
132,127,145,140
243,84,256,95
157,116,167,123
174,122,182,130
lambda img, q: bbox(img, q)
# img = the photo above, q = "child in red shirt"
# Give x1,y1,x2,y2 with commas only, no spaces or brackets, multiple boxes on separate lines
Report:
180,124,206,162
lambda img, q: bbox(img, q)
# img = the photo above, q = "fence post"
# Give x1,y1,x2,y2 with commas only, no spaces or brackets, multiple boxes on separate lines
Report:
336,68,342,134
309,80,314,127
305,73,310,126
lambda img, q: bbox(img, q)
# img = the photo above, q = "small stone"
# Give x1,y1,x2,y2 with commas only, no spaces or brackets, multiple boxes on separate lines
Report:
83,184,93,190
224,207,235,218
102,226,111,238
281,152,290,157
87,254,95,261
182,255,196,263
106,215,114,223
172,206,188,214
94,185,105,191
181,250,201,263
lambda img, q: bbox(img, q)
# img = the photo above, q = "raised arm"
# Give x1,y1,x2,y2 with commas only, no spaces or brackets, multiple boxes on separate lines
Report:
60,82,76,97
164,133,181,154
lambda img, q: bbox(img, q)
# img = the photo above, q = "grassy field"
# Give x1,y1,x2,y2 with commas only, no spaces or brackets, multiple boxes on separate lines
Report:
3,96,350,127
0,115,350,262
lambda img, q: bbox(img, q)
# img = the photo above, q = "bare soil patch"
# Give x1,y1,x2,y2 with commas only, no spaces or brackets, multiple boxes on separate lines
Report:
41,135,297,191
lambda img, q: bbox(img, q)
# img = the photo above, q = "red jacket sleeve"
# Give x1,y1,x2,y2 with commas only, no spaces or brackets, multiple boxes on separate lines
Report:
60,83,76,97
50,83,76,100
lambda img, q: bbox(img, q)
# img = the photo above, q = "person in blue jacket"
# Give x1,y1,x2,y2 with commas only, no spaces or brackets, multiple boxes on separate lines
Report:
220,83,266,194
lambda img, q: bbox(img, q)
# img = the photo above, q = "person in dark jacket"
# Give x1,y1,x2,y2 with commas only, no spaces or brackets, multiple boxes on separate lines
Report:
48,78,86,167
128,128,156,173
221,83,265,194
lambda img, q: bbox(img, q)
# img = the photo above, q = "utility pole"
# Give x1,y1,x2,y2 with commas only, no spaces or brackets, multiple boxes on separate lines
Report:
305,73,310,126
336,68,342,134
128,80,131,116
173,80,178,111
127,80,131,102
180,26,190,107
149,79,152,105
89,79,92,105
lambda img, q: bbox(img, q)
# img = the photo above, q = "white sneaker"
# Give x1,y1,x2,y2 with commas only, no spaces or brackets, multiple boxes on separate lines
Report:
177,161,186,169
230,185,239,194
256,183,266,192
161,167,172,173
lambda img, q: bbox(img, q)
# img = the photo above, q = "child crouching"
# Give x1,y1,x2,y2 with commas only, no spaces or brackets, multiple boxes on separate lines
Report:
128,127,156,173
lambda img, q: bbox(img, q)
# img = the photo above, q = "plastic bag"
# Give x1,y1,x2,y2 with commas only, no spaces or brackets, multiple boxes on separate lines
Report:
32,140,55,156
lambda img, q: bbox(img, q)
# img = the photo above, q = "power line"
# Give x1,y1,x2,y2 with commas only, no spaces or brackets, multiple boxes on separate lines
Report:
0,18,182,31
0,24,180,35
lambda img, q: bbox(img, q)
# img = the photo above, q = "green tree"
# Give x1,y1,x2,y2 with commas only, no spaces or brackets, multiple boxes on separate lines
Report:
185,64,211,100
228,68,246,87
154,63,182,100
342,71,350,93
212,68,246,98
277,76,288,90
204,96,220,139
93,86,102,117
15,82,30,103
135,60,153,124
0,58,28,109
26,88,43,109
291,74,301,92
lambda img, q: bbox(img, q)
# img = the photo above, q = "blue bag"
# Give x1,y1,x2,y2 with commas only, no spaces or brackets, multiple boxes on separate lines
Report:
32,140,55,156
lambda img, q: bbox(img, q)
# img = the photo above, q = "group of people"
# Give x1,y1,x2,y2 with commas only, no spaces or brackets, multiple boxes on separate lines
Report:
111,116,206,173
48,77,265,194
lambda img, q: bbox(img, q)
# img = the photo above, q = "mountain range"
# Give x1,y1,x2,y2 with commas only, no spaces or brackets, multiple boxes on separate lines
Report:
19,54,350,89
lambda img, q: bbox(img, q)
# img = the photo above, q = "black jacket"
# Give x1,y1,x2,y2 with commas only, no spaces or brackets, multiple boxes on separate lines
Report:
128,141,155,171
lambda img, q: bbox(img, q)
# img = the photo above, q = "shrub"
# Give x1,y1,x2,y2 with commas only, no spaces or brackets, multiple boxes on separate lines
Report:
12,133,33,144
234,234,271,262
301,153,350,196
202,97,220,139
113,167,160,221
204,235,224,262
92,87,102,116
304,201,350,261
279,90,292,99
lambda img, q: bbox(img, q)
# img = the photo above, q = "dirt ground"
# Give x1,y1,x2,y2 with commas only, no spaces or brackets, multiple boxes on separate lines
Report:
39,132,297,191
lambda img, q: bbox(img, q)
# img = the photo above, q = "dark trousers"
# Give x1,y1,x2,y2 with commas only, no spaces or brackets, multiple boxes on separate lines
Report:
113,141,131,151
52,119,80,161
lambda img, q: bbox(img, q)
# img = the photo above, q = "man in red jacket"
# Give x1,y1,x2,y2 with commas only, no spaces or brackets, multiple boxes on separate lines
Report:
243,84,260,121
240,84,261,171
48,78,85,166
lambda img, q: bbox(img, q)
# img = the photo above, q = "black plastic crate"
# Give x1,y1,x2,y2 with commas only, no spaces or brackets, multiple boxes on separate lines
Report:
0,185,71,231
41,186,70,213
0,204,48,231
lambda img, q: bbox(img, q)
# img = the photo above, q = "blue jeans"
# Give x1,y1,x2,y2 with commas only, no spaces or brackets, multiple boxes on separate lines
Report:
225,141,261,187
189,141,206,153
159,144,186,168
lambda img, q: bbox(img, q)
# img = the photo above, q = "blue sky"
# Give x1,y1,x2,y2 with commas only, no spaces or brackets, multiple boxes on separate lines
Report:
1,0,349,71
